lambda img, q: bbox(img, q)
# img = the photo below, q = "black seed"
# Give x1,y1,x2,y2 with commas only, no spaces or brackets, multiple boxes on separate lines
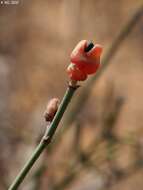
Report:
84,41,94,52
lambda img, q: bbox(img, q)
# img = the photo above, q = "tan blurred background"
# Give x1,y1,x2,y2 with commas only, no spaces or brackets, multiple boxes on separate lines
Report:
0,0,143,190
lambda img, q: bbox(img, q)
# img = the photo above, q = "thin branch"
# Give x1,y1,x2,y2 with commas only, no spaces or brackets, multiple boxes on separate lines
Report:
8,85,78,190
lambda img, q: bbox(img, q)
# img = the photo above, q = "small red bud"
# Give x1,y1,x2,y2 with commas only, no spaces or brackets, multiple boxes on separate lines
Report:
44,98,60,122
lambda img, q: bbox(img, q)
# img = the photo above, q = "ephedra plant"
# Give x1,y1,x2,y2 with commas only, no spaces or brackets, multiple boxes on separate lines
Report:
8,40,103,190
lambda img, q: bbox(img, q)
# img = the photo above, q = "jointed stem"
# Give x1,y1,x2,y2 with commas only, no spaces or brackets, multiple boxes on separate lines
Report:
8,84,78,190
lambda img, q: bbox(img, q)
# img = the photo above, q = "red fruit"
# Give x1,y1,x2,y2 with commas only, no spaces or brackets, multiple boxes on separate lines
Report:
70,40,102,75
67,63,87,81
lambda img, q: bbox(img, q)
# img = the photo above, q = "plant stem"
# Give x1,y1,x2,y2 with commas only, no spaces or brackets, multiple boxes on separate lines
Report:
8,84,78,190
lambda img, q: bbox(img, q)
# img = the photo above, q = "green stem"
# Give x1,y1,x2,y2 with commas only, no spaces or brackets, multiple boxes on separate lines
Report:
8,84,78,190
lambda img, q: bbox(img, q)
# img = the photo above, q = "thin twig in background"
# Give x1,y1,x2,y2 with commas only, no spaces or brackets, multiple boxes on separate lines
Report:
52,87,142,190
63,5,143,127
72,121,82,155
53,136,143,190
51,93,125,190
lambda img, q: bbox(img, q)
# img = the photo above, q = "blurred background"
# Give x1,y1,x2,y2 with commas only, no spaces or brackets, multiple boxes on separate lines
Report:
0,0,143,189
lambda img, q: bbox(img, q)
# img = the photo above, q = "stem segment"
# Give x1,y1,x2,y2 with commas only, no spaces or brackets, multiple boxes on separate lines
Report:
8,84,78,190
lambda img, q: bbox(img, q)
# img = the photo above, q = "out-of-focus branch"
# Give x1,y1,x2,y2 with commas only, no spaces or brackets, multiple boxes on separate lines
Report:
63,4,143,127
52,92,126,190
53,136,143,190
72,121,82,155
